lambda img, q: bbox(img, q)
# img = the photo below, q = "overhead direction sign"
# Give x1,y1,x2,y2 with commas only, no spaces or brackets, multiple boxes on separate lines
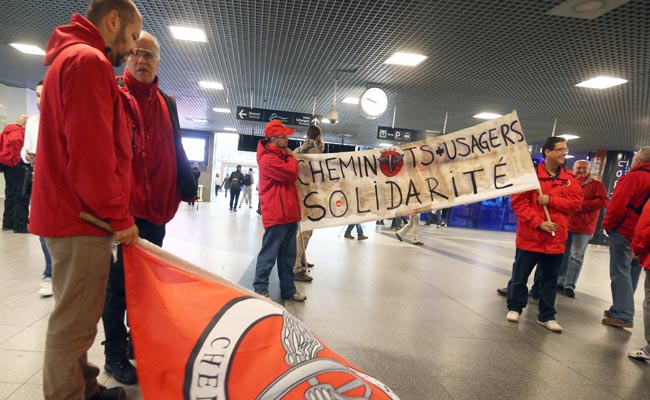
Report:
236,106,321,127
376,126,416,142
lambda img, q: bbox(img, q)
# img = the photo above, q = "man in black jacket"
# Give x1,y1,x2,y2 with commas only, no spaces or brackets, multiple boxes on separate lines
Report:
228,165,245,211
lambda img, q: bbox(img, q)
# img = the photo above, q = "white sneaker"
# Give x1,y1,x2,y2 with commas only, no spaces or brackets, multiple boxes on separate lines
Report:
537,319,563,333
628,347,650,361
38,277,53,298
506,311,520,322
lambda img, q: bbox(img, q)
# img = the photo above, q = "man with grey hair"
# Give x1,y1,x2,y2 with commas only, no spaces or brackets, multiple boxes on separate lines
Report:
556,160,608,297
603,147,650,329
30,1,142,399
101,30,194,385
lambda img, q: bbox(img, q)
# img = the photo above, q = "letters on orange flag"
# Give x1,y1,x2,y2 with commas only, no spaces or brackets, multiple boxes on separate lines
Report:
123,244,400,399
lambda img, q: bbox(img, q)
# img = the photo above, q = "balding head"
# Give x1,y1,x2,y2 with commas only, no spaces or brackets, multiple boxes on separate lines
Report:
632,147,650,168
572,159,590,179
126,31,160,84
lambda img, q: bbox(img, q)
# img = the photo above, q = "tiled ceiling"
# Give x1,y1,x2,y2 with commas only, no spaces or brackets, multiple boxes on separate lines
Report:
1,0,649,152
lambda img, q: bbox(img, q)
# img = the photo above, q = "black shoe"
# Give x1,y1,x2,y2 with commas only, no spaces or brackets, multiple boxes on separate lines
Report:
105,358,138,385
496,287,508,297
564,288,575,298
88,385,126,400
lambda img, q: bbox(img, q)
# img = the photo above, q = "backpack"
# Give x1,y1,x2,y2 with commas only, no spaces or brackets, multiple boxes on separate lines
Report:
243,174,252,186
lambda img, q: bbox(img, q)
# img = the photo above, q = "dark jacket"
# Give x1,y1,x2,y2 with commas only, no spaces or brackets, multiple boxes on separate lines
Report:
229,170,245,190
511,162,583,254
0,124,25,168
603,162,650,240
568,176,608,235
119,70,182,226
30,14,133,237
256,139,301,228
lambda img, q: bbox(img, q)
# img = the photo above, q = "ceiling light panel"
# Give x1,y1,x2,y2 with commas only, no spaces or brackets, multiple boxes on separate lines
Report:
576,76,627,89
213,108,231,113
170,26,207,42
473,112,503,120
384,52,428,66
199,81,224,90
10,43,45,55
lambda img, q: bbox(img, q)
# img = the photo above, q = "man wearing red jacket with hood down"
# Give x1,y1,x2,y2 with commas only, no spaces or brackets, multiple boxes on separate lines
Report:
506,137,582,333
29,1,142,399
602,147,650,329
253,120,307,302
0,115,29,233
629,197,650,361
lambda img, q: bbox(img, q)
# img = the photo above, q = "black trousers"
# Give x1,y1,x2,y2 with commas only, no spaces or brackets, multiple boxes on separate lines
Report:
229,188,240,209
506,248,563,322
102,217,166,359
2,163,29,230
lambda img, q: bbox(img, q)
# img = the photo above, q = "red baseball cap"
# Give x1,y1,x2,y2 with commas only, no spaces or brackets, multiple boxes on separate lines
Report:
264,120,295,137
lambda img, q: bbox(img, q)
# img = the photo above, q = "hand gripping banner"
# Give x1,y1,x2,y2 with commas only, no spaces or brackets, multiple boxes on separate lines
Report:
123,241,400,400
295,111,539,230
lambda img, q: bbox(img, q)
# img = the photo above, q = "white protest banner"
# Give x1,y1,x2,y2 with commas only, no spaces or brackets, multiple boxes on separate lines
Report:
295,111,539,230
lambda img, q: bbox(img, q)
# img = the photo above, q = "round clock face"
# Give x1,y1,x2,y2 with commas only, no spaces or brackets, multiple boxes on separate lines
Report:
359,87,388,119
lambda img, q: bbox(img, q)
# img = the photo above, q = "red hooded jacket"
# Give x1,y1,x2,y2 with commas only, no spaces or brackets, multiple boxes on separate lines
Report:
257,139,301,228
511,162,583,254
631,200,650,270
567,176,609,235
603,162,650,240
29,14,133,237
119,70,181,226
0,124,25,168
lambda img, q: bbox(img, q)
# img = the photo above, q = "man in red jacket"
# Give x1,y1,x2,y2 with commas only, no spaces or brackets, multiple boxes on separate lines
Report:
101,31,191,385
629,198,650,361
29,1,142,399
0,115,29,233
506,137,582,332
602,147,650,328
556,160,609,297
253,120,307,302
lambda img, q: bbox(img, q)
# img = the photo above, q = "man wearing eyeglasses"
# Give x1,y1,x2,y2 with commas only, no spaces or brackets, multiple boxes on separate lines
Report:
253,120,307,302
101,31,195,385
505,137,582,333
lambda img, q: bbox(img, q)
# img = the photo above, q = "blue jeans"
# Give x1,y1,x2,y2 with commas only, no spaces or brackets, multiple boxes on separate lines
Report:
608,230,642,323
507,248,563,322
557,232,591,290
254,223,298,299
40,236,52,278
345,224,363,236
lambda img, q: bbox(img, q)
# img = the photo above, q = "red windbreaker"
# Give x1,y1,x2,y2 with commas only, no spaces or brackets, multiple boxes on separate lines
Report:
0,124,25,167
119,70,181,226
29,14,133,237
511,162,583,254
567,177,609,235
603,162,650,240
631,200,650,270
257,139,301,228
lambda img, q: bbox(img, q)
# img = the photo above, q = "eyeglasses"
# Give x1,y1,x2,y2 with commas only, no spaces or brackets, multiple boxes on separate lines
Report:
552,148,569,153
132,48,159,62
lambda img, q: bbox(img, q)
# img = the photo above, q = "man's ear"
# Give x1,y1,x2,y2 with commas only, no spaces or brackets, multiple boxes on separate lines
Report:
104,9,121,34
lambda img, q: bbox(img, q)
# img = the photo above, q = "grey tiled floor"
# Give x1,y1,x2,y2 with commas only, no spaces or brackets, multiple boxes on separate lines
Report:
1,197,648,399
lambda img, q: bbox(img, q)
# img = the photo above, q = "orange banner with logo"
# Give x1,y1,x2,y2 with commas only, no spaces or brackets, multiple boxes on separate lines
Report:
123,242,400,399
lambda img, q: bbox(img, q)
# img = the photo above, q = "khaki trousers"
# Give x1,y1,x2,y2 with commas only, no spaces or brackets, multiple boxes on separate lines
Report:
43,236,113,400
293,228,313,274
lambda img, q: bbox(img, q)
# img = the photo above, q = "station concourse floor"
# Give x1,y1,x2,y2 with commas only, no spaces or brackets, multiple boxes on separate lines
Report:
0,197,648,400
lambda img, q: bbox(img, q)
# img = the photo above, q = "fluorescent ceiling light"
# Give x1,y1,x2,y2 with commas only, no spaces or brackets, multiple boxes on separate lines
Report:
321,118,330,124
576,76,627,89
473,112,503,120
384,52,427,66
425,130,440,133
170,26,207,42
192,118,208,123
379,143,392,147
565,155,575,159
199,81,224,90
557,134,580,140
342,97,359,104
10,43,45,55
223,127,237,131
213,108,231,113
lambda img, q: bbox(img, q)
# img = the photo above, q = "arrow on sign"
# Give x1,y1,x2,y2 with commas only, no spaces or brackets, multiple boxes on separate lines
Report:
238,109,248,119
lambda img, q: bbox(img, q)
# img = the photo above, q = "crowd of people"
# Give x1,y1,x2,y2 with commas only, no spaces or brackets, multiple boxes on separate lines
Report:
1,1,649,399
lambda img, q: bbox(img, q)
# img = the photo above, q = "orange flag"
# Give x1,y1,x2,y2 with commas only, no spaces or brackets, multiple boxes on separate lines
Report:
123,242,400,399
